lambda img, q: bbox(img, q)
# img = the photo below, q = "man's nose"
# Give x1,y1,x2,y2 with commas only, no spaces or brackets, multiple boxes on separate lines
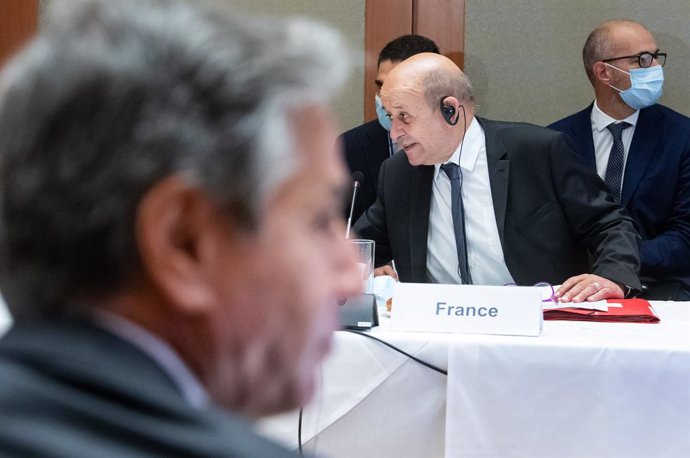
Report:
389,118,403,142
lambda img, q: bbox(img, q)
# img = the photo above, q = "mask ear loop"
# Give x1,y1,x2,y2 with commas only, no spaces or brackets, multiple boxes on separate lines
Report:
603,62,630,93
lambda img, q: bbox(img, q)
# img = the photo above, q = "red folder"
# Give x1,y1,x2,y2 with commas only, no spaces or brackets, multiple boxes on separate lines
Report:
543,298,659,323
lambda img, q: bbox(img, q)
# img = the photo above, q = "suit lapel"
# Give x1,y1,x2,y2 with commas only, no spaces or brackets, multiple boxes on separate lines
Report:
476,117,510,245
566,105,597,167
622,106,662,205
409,165,433,281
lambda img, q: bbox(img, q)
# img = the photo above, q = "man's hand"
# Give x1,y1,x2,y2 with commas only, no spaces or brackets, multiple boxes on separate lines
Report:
374,265,398,281
555,274,624,303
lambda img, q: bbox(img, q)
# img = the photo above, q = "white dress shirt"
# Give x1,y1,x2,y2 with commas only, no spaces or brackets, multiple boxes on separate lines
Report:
591,100,640,180
426,117,514,286
93,310,209,409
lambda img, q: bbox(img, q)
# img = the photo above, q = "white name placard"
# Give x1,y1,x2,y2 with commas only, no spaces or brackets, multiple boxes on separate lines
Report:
389,283,542,336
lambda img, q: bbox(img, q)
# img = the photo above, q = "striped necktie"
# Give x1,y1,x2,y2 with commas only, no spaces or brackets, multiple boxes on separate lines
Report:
604,122,631,202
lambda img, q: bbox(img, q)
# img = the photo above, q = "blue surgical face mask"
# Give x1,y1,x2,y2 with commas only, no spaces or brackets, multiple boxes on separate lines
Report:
375,94,392,131
606,63,664,110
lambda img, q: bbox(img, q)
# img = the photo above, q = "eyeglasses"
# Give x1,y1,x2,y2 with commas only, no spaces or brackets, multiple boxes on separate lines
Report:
601,51,666,68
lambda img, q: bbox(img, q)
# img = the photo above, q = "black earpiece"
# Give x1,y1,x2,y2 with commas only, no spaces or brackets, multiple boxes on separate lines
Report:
439,97,458,125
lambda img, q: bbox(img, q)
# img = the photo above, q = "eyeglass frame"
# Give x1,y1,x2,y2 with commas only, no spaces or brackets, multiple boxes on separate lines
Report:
600,50,666,68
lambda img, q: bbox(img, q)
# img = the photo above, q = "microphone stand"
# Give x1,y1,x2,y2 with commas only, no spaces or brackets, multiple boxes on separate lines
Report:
345,180,360,239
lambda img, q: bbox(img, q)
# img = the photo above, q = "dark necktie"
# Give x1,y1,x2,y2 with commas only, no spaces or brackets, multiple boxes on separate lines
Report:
604,122,631,203
441,163,472,284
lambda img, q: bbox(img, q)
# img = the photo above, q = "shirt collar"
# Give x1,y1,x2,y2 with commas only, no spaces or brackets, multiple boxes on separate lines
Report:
592,99,640,133
92,309,210,409
434,116,482,179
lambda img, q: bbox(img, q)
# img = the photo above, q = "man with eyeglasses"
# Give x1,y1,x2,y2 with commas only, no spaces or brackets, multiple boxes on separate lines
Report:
550,19,690,301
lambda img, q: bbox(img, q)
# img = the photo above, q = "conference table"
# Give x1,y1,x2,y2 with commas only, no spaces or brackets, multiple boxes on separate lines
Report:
259,300,690,458
1,295,687,457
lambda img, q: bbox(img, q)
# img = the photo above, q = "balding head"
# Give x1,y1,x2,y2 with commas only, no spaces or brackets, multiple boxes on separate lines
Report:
583,20,656,85
382,53,474,111
379,53,475,166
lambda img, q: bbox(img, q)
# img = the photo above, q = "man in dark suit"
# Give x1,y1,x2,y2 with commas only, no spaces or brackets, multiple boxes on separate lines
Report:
0,0,360,456
549,20,690,300
342,35,439,223
354,53,641,303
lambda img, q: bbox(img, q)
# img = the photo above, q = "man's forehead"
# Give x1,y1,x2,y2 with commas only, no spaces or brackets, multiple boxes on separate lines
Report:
380,84,424,109
611,22,657,53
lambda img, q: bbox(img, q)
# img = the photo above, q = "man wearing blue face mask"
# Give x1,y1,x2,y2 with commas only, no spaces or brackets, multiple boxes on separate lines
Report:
550,19,690,300
341,35,439,222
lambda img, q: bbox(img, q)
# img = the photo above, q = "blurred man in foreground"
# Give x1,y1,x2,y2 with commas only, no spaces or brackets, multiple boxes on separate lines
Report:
354,53,641,302
550,20,690,300
342,34,440,222
0,0,360,455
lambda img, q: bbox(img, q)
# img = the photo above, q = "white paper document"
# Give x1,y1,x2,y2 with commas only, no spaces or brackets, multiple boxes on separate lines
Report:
543,299,608,312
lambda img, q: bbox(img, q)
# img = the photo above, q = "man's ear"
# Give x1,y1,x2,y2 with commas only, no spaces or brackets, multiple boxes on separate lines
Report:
444,96,461,111
593,61,612,85
135,176,226,315
440,96,461,126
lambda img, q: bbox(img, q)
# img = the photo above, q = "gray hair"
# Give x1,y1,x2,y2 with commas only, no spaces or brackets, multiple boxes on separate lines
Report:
423,67,474,111
0,0,349,316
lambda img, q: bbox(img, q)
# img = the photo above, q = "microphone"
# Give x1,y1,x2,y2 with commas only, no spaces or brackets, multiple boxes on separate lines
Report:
341,171,378,330
345,171,365,239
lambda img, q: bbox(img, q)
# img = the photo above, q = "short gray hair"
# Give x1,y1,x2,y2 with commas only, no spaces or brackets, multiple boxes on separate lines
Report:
0,0,349,316
423,67,474,111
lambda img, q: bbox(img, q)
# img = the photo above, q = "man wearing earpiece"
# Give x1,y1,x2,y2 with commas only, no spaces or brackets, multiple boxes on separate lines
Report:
354,53,641,303
341,34,440,223
549,20,690,301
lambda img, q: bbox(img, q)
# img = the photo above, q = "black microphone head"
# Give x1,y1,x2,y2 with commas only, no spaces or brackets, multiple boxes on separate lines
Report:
352,171,365,187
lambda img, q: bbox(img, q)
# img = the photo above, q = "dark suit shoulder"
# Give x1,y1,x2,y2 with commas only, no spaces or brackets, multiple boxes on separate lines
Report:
480,117,567,145
340,119,388,172
639,104,690,154
379,150,432,183
0,321,298,458
340,120,389,162
548,104,593,131
481,116,555,133
644,103,690,127
339,119,390,221
549,103,690,131
341,119,385,141
385,149,413,168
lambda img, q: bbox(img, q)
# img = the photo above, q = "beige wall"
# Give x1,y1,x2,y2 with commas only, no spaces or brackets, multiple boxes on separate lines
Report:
40,1,689,130
40,0,366,131
464,1,690,125
224,0,365,131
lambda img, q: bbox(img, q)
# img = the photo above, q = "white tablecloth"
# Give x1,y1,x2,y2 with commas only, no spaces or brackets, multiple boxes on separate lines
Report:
259,327,450,457
2,294,687,457
259,302,690,458
446,303,690,458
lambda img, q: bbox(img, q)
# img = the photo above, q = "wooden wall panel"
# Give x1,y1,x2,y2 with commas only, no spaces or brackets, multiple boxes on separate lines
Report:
364,0,413,121
0,0,38,67
414,0,464,69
